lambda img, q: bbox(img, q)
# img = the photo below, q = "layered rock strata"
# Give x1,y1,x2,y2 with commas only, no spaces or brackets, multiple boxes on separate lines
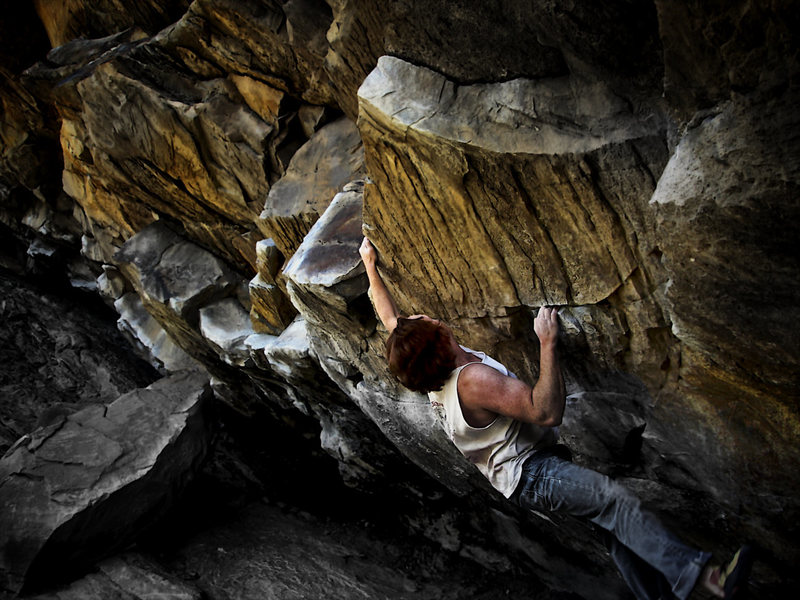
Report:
0,1,798,598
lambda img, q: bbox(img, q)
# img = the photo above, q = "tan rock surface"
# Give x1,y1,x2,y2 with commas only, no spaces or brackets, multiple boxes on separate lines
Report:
258,117,365,258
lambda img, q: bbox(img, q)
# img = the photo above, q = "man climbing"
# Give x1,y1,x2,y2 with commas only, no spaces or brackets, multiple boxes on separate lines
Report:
359,236,753,600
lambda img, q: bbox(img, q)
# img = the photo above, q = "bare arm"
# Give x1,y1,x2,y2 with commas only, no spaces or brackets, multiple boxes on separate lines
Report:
458,307,565,427
530,306,566,425
359,237,400,333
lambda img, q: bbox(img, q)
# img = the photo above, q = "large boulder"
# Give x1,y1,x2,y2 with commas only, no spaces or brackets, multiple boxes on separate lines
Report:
26,552,201,600
282,181,628,597
0,371,213,595
1,1,798,597
355,53,799,590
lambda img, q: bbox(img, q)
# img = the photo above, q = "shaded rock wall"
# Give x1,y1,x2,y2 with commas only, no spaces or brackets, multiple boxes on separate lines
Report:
0,273,159,454
0,371,212,594
1,1,798,598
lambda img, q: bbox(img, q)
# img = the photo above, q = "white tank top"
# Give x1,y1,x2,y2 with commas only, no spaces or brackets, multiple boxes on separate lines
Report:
428,348,556,498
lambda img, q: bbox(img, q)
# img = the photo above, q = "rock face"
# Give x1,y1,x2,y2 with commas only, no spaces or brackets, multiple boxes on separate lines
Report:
0,371,212,595
1,0,798,598
27,553,201,600
0,272,159,454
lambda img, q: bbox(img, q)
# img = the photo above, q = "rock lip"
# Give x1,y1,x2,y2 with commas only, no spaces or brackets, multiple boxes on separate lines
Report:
0,371,213,595
358,56,661,156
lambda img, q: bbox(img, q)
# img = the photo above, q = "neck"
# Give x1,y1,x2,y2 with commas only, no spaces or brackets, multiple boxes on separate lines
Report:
454,345,480,367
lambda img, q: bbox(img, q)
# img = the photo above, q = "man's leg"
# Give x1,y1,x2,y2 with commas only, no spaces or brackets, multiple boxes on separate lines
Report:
512,450,711,600
601,530,673,600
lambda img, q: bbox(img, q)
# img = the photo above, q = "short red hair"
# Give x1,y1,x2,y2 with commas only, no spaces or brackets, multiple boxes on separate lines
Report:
385,317,457,393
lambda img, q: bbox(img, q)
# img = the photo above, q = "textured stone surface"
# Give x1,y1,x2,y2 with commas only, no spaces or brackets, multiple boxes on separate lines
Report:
655,0,799,119
27,552,201,600
151,499,574,600
258,117,365,257
0,371,212,595
358,56,667,321
162,0,336,106
0,272,158,455
114,292,200,374
1,0,798,597
199,298,256,367
33,0,191,48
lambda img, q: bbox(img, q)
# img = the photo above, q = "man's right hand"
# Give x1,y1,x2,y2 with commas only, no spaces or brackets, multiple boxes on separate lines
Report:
360,237,377,269
534,306,560,347
359,235,399,332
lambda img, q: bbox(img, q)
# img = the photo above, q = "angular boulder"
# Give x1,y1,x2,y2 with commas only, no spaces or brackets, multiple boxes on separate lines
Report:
0,371,212,595
114,292,199,374
114,221,241,367
282,180,626,597
258,117,365,258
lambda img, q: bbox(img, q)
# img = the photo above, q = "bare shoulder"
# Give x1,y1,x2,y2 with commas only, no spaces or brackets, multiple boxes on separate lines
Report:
458,363,511,397
458,362,533,422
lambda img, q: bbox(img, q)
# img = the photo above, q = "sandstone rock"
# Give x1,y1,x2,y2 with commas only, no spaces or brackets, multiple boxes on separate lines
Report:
648,91,800,558
245,313,417,489
2,1,798,596
115,222,238,320
0,371,212,595
161,0,336,106
25,29,292,271
27,552,201,600
655,0,799,119
96,265,127,301
249,274,296,335
323,0,662,120
284,182,485,495
258,117,365,258
0,3,60,214
297,104,332,138
248,318,310,386
357,56,668,355
33,0,191,48
248,238,297,334
255,238,283,284
282,178,627,596
113,221,258,394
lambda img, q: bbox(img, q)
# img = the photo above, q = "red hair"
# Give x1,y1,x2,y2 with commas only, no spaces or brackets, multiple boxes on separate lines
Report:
385,317,457,393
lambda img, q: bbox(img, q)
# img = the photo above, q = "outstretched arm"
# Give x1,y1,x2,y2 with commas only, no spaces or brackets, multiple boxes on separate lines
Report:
360,237,400,333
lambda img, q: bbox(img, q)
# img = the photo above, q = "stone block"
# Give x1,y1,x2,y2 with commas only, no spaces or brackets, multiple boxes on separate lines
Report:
0,371,213,595
258,117,365,258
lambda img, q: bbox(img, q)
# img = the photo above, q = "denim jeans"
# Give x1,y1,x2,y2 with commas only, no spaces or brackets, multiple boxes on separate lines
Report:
511,448,711,600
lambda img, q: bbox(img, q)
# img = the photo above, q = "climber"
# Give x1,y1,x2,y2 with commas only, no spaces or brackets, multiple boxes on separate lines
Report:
359,236,753,600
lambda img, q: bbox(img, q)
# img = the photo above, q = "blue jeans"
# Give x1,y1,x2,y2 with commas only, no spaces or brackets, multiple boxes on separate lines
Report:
511,448,711,600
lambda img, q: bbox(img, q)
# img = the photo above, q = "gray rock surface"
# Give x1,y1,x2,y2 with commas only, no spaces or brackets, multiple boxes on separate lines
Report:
0,371,212,595
258,117,365,257
152,499,572,600
0,273,158,455
26,552,201,600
